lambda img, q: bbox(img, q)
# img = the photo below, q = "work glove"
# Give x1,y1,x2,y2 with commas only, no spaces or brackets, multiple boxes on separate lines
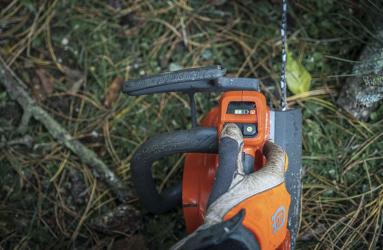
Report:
172,123,291,250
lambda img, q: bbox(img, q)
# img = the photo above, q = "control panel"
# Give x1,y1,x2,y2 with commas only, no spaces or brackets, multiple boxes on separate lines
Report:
218,91,269,157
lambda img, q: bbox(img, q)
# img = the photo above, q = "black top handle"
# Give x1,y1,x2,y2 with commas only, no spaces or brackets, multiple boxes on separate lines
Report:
122,65,260,96
131,127,218,214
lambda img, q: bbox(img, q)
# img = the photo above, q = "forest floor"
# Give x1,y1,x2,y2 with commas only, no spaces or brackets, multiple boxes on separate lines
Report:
0,1,382,249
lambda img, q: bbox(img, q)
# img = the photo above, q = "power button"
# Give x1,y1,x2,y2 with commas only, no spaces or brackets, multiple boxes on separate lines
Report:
243,124,257,137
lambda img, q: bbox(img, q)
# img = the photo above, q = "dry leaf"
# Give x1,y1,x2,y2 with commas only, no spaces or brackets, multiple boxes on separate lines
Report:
36,68,54,96
286,50,312,95
60,65,85,94
61,65,84,79
103,76,124,108
113,235,147,250
91,204,141,233
30,75,46,103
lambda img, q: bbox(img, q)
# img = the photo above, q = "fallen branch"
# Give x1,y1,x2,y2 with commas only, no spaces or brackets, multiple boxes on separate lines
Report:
0,56,130,202
0,135,33,148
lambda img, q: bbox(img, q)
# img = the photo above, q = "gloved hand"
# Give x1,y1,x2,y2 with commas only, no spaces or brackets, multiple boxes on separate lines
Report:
172,123,291,250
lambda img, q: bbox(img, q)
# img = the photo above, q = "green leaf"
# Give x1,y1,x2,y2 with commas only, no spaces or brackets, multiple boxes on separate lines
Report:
286,50,312,94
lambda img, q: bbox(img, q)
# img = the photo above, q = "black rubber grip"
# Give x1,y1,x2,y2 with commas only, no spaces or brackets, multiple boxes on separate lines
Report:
207,136,242,206
243,153,255,174
180,209,260,250
131,127,218,214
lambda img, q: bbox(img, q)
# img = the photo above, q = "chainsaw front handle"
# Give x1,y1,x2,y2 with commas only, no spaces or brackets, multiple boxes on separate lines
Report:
131,128,218,214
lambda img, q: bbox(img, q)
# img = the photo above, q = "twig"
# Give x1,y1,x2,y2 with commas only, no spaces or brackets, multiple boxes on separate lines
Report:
0,55,130,202
0,135,33,148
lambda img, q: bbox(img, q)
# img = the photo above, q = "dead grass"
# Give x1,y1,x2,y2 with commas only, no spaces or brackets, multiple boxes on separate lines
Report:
0,0,382,249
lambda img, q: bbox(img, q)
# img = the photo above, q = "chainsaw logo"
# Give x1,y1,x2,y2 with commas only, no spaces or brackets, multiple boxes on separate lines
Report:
272,206,286,233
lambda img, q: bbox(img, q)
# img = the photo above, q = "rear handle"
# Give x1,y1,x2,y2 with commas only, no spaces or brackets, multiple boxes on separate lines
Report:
131,127,218,214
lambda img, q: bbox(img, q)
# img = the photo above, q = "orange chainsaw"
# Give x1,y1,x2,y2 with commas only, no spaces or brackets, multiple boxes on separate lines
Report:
123,1,301,248
123,65,302,249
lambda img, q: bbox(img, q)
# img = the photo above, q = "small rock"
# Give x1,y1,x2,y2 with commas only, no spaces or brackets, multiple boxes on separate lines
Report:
61,37,69,46
169,63,183,72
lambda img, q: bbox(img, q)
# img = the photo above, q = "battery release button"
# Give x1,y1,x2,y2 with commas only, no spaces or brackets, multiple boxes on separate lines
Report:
243,124,257,137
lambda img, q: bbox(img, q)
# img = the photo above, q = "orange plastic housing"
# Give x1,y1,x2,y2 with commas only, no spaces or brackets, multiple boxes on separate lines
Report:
182,90,270,233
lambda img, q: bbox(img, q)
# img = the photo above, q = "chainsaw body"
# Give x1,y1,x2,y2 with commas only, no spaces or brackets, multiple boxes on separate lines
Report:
183,90,270,233
123,66,302,249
